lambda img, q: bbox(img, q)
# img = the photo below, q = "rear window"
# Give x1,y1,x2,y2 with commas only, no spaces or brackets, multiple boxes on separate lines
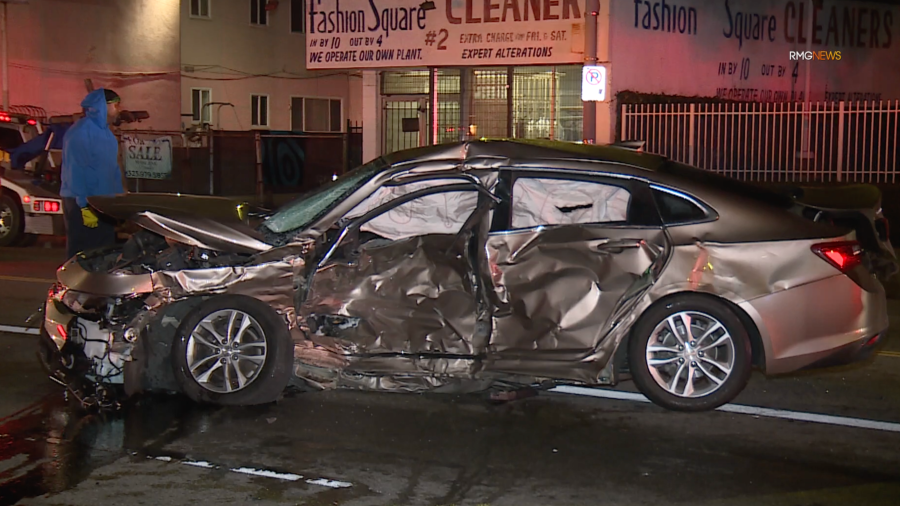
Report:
658,161,793,209
652,189,709,224
0,127,23,151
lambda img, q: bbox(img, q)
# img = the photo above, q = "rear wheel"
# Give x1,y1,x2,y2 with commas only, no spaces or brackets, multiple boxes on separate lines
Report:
0,193,23,247
171,296,294,406
628,295,752,412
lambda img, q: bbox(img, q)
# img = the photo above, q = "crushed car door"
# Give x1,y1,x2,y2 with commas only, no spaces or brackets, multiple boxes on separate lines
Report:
302,177,496,356
484,169,670,381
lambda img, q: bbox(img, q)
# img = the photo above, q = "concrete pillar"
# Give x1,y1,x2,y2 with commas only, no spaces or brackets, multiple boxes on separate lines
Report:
362,70,381,163
596,100,614,144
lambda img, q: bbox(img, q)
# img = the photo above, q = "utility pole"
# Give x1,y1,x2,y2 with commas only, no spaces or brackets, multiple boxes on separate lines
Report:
0,1,27,111
582,0,599,144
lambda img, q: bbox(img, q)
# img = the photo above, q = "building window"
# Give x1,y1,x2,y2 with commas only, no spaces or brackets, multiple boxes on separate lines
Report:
292,97,341,132
191,88,212,124
251,95,269,127
290,0,305,33
190,0,211,18
250,0,268,25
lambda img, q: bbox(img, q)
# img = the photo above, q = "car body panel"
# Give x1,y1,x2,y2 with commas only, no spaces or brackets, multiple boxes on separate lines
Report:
41,140,892,404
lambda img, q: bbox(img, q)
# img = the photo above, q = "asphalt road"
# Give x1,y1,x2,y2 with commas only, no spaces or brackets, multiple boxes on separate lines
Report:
1,245,899,506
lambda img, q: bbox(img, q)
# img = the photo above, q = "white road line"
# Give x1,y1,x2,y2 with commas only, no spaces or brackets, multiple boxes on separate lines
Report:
306,478,353,489
231,467,302,481
549,385,900,433
0,325,39,335
145,454,352,487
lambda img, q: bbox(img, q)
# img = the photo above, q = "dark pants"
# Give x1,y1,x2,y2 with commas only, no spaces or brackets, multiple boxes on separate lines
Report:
63,198,116,259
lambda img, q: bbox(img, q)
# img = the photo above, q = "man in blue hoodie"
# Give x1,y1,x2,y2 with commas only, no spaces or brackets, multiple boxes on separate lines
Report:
60,89,124,259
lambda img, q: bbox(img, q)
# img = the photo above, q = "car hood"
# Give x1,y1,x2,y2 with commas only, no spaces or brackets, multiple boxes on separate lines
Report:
88,193,273,254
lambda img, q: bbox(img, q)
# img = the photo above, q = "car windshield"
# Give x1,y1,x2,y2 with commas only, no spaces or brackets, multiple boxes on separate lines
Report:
262,158,386,234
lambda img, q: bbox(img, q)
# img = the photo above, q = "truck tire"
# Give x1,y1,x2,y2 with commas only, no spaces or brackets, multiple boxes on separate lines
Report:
0,193,23,247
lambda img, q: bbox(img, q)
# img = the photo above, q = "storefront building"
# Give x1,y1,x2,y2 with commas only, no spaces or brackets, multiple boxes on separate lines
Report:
306,0,609,161
305,0,899,162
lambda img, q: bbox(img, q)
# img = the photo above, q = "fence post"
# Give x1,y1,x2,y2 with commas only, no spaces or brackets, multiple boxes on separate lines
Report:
255,131,263,204
208,129,215,195
343,119,351,174
688,103,696,166
836,101,844,183
620,103,626,141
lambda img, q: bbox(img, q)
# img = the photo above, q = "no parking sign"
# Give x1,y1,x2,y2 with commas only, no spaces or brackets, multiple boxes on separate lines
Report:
582,65,607,102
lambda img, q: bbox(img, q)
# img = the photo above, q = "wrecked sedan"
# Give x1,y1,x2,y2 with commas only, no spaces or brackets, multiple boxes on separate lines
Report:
39,140,891,412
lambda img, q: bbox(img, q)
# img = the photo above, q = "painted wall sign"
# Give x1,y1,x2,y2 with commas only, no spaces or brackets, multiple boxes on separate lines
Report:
123,135,173,180
305,0,587,69
611,0,899,102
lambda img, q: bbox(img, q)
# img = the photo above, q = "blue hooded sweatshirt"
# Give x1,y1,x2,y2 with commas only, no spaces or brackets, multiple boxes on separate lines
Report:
60,89,124,207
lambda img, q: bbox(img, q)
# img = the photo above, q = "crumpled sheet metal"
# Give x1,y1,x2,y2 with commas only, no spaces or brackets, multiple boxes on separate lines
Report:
485,227,665,355
648,237,843,304
150,259,299,326
134,212,272,254
302,234,479,355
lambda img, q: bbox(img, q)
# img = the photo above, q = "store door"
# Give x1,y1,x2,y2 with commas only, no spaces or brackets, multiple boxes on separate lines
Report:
382,97,427,155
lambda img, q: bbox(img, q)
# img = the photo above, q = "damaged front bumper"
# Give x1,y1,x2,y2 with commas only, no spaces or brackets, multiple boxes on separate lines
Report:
43,278,155,394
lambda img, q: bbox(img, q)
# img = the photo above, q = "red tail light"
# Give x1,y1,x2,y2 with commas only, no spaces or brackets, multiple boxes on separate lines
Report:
56,324,68,341
811,241,863,273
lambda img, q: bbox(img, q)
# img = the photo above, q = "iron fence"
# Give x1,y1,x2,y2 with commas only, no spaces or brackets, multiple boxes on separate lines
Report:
117,123,362,203
621,101,900,183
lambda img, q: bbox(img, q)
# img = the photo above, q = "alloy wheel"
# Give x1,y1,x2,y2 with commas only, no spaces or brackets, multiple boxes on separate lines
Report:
644,311,735,398
186,309,268,394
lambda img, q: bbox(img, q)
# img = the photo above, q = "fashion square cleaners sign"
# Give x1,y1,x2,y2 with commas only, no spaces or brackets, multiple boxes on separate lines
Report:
305,0,586,69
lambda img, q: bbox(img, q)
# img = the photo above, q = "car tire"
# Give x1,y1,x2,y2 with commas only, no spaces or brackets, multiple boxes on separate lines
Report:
171,295,294,406
628,294,752,412
0,193,23,247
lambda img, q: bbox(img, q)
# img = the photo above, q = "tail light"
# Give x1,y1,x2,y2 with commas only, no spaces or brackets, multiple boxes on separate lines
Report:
811,241,863,273
32,199,61,213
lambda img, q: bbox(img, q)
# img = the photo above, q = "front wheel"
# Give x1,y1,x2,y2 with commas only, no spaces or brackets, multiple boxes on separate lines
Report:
171,295,294,406
0,193,23,247
628,295,752,412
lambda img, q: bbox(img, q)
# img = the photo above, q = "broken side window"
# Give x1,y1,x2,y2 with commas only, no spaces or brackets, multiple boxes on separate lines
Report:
510,177,631,229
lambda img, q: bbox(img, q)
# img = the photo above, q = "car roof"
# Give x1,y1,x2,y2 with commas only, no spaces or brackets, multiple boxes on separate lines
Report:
380,139,669,172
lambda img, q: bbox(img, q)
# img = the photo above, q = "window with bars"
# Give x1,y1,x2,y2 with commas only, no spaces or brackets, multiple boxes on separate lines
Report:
291,97,342,132
379,66,583,154
250,0,267,25
190,0,211,18
251,94,269,127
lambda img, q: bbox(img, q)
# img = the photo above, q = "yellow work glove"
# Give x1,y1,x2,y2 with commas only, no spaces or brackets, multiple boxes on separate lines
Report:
81,207,99,228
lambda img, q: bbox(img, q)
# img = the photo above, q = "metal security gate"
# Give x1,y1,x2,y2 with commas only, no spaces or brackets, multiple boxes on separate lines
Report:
380,66,583,155
621,100,900,183
382,97,427,154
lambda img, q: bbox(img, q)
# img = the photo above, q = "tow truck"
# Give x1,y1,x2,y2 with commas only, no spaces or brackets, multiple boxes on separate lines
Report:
0,107,65,246
0,106,150,246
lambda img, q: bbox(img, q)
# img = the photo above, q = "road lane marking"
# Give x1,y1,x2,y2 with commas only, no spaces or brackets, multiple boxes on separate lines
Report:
550,385,900,433
879,350,900,358
0,325,39,335
144,454,352,487
0,275,55,284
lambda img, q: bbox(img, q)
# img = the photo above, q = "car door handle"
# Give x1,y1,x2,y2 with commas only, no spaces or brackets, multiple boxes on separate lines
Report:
594,239,645,251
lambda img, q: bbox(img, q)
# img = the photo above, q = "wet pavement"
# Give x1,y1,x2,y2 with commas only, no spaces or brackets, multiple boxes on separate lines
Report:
1,245,899,505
